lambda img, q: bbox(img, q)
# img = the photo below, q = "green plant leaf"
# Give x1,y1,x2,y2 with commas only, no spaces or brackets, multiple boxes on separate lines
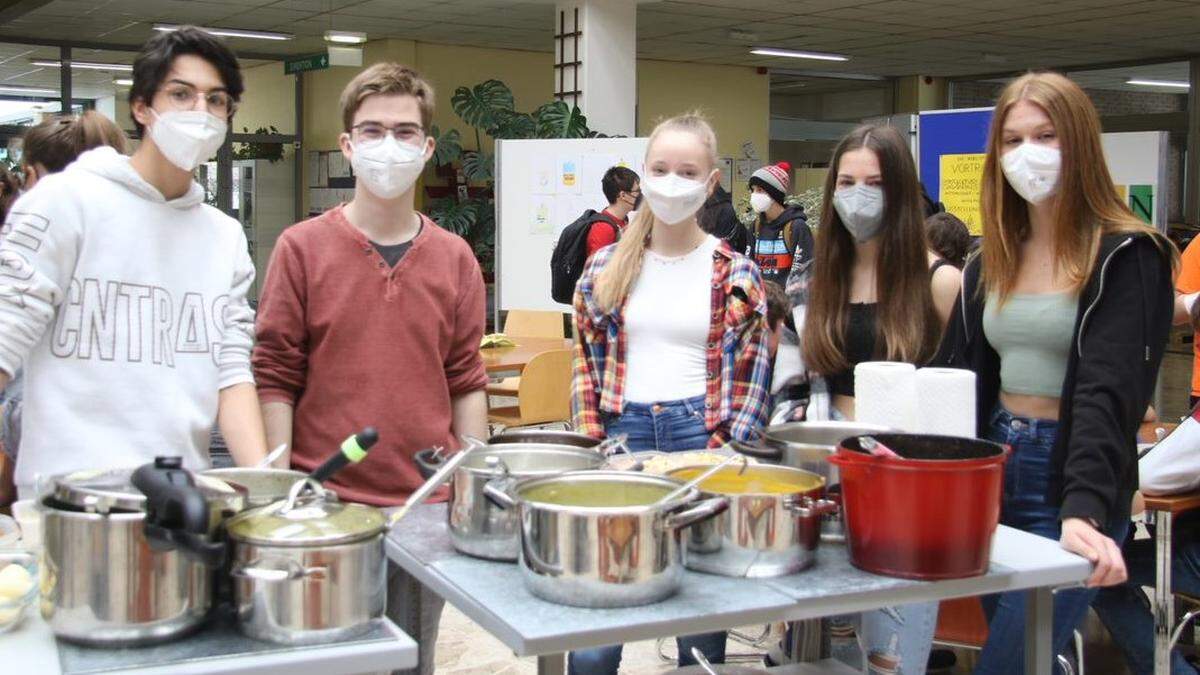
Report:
430,125,462,167
451,79,515,135
461,150,494,183
533,101,590,138
426,196,478,237
493,110,535,139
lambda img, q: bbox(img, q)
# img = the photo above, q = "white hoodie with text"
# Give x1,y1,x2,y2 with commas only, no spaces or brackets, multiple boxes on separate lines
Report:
0,146,255,496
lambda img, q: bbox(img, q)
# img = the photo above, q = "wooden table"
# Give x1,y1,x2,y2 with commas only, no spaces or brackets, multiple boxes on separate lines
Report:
480,337,573,374
1143,488,1200,674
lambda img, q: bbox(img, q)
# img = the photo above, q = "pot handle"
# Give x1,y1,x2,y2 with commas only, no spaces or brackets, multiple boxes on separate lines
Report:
132,457,226,568
666,497,729,531
482,478,516,510
233,557,326,582
787,497,838,519
413,447,446,480
728,434,782,461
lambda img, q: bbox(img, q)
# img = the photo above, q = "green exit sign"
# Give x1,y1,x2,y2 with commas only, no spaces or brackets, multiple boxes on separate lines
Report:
284,53,329,75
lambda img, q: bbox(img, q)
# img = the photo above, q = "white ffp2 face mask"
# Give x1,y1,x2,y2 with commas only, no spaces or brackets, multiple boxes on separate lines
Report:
749,192,774,214
1001,142,1060,204
150,109,227,172
642,171,712,225
350,136,427,200
833,184,886,242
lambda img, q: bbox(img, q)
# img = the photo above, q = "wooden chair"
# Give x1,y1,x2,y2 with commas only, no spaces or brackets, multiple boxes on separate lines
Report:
934,597,1084,674
487,310,567,396
487,349,572,430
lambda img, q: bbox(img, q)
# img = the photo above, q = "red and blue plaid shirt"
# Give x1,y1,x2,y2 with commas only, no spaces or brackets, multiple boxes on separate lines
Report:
571,240,772,447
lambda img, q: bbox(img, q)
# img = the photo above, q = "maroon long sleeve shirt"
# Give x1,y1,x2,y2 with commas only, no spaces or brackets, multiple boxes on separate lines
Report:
253,206,488,506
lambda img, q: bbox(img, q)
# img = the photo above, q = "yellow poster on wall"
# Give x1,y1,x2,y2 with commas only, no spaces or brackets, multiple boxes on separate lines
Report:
939,153,986,235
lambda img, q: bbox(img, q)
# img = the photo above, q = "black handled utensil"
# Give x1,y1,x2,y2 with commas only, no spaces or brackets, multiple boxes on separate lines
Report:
309,427,379,483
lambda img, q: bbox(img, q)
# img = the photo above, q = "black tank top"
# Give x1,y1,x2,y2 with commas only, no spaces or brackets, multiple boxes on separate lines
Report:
827,303,877,397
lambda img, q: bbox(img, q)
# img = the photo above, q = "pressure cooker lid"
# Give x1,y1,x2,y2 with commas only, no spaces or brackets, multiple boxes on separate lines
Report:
51,461,240,514
226,481,385,546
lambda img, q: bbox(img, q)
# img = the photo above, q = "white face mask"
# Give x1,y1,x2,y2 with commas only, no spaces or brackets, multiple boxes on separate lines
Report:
1001,142,1060,204
833,184,886,242
749,192,774,214
350,136,427,200
150,109,227,172
642,171,712,225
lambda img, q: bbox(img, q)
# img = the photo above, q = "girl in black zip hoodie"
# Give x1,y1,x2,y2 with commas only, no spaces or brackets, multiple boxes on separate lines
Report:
935,72,1177,674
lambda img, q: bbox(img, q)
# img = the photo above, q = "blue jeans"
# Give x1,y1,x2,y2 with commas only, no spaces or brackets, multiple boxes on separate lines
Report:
568,395,724,675
1092,528,1200,674
976,407,1130,675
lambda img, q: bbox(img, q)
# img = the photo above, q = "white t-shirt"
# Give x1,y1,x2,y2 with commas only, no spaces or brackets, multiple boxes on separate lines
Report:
623,235,719,403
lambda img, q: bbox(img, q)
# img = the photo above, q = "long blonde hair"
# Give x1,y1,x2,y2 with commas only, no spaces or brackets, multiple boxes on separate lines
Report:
980,72,1176,302
594,113,718,312
802,125,940,374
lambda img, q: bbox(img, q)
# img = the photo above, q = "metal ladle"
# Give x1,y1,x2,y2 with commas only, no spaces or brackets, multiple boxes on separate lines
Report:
691,647,720,675
657,453,748,505
256,443,288,468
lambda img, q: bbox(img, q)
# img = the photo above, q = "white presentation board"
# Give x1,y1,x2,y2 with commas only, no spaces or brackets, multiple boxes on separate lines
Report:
495,137,649,320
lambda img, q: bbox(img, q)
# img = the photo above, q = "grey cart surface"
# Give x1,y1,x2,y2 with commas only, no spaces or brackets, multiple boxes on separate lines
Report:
388,503,1092,675
5,606,417,675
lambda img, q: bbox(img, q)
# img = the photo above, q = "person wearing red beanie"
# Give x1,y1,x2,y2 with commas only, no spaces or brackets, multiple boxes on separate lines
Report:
747,161,813,286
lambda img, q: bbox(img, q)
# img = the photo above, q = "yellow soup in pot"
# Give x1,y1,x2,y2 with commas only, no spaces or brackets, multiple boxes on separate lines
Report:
671,466,822,495
520,481,673,507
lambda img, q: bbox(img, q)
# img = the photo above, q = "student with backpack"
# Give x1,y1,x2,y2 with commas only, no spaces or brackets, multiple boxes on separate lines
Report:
549,166,640,304
747,161,813,287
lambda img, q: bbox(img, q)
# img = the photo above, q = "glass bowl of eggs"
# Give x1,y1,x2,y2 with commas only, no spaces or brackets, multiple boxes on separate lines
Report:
0,549,38,633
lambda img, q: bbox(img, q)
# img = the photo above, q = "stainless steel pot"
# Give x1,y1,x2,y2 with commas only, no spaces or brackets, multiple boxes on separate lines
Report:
732,422,888,541
487,429,601,449
425,444,605,561
202,467,310,508
665,465,835,578
485,471,727,608
40,459,243,646
225,480,386,645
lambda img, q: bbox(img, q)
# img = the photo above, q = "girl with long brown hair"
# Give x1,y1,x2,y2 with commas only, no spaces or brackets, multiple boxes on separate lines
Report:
570,112,771,674
937,72,1176,673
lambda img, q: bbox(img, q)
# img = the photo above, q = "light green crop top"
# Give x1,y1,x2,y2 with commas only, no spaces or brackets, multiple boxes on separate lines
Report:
982,291,1079,398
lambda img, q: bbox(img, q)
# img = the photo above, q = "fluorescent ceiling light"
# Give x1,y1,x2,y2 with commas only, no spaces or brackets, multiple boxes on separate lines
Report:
1126,78,1189,89
113,78,133,87
751,47,849,62
31,59,133,72
325,30,367,44
0,85,58,95
154,24,293,41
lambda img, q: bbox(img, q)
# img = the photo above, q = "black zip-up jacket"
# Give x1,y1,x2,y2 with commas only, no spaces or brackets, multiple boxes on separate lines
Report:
934,232,1174,528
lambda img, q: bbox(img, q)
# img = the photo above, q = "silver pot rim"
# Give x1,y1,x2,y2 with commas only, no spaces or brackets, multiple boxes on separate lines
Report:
458,445,605,476
664,464,826,499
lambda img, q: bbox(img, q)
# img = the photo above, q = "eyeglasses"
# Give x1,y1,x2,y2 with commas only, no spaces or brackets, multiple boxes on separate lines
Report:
351,122,425,146
159,83,236,117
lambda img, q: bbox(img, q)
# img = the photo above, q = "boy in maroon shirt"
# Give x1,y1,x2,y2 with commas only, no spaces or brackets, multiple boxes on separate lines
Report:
253,63,488,675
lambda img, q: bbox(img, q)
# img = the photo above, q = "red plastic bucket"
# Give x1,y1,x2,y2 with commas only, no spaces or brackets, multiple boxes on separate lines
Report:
827,434,1008,580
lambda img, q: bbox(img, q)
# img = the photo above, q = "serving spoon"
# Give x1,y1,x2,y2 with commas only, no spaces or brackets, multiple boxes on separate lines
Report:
658,453,749,505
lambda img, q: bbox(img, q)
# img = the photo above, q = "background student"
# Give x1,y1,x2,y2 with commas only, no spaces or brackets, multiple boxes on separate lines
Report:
936,71,1176,674
925,211,973,270
570,112,771,674
747,161,812,288
0,26,268,499
584,166,640,257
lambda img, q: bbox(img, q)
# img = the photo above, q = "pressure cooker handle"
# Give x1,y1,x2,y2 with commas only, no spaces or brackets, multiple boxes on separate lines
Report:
413,447,445,480
309,427,379,484
132,457,226,567
666,497,729,531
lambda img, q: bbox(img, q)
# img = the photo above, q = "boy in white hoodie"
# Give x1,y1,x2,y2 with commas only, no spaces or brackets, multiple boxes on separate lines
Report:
0,26,267,497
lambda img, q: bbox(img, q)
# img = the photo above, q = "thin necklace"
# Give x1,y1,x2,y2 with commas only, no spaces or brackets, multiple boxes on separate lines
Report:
648,233,707,264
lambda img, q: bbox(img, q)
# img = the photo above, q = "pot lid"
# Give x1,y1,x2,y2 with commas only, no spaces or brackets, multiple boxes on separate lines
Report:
50,461,239,514
226,481,385,546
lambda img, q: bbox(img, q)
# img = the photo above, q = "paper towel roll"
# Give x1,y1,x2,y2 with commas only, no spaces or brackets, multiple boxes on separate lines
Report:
854,361,917,431
915,368,977,437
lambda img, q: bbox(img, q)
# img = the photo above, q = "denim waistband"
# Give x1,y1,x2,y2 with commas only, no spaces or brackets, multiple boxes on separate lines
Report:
621,395,706,416
991,405,1060,436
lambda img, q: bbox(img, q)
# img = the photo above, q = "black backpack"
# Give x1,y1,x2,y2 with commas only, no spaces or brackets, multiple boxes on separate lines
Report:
549,210,620,305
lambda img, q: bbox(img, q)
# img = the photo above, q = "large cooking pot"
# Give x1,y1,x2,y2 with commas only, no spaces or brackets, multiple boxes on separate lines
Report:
225,479,386,645
829,434,1008,580
485,471,727,608
666,465,835,578
417,443,605,561
40,458,243,646
202,467,310,508
733,422,888,541
487,429,601,449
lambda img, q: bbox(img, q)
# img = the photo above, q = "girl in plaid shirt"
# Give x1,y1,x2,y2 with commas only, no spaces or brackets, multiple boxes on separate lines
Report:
568,114,770,674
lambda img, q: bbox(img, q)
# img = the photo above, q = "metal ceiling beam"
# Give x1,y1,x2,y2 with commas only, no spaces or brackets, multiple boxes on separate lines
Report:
0,0,54,25
0,33,286,62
